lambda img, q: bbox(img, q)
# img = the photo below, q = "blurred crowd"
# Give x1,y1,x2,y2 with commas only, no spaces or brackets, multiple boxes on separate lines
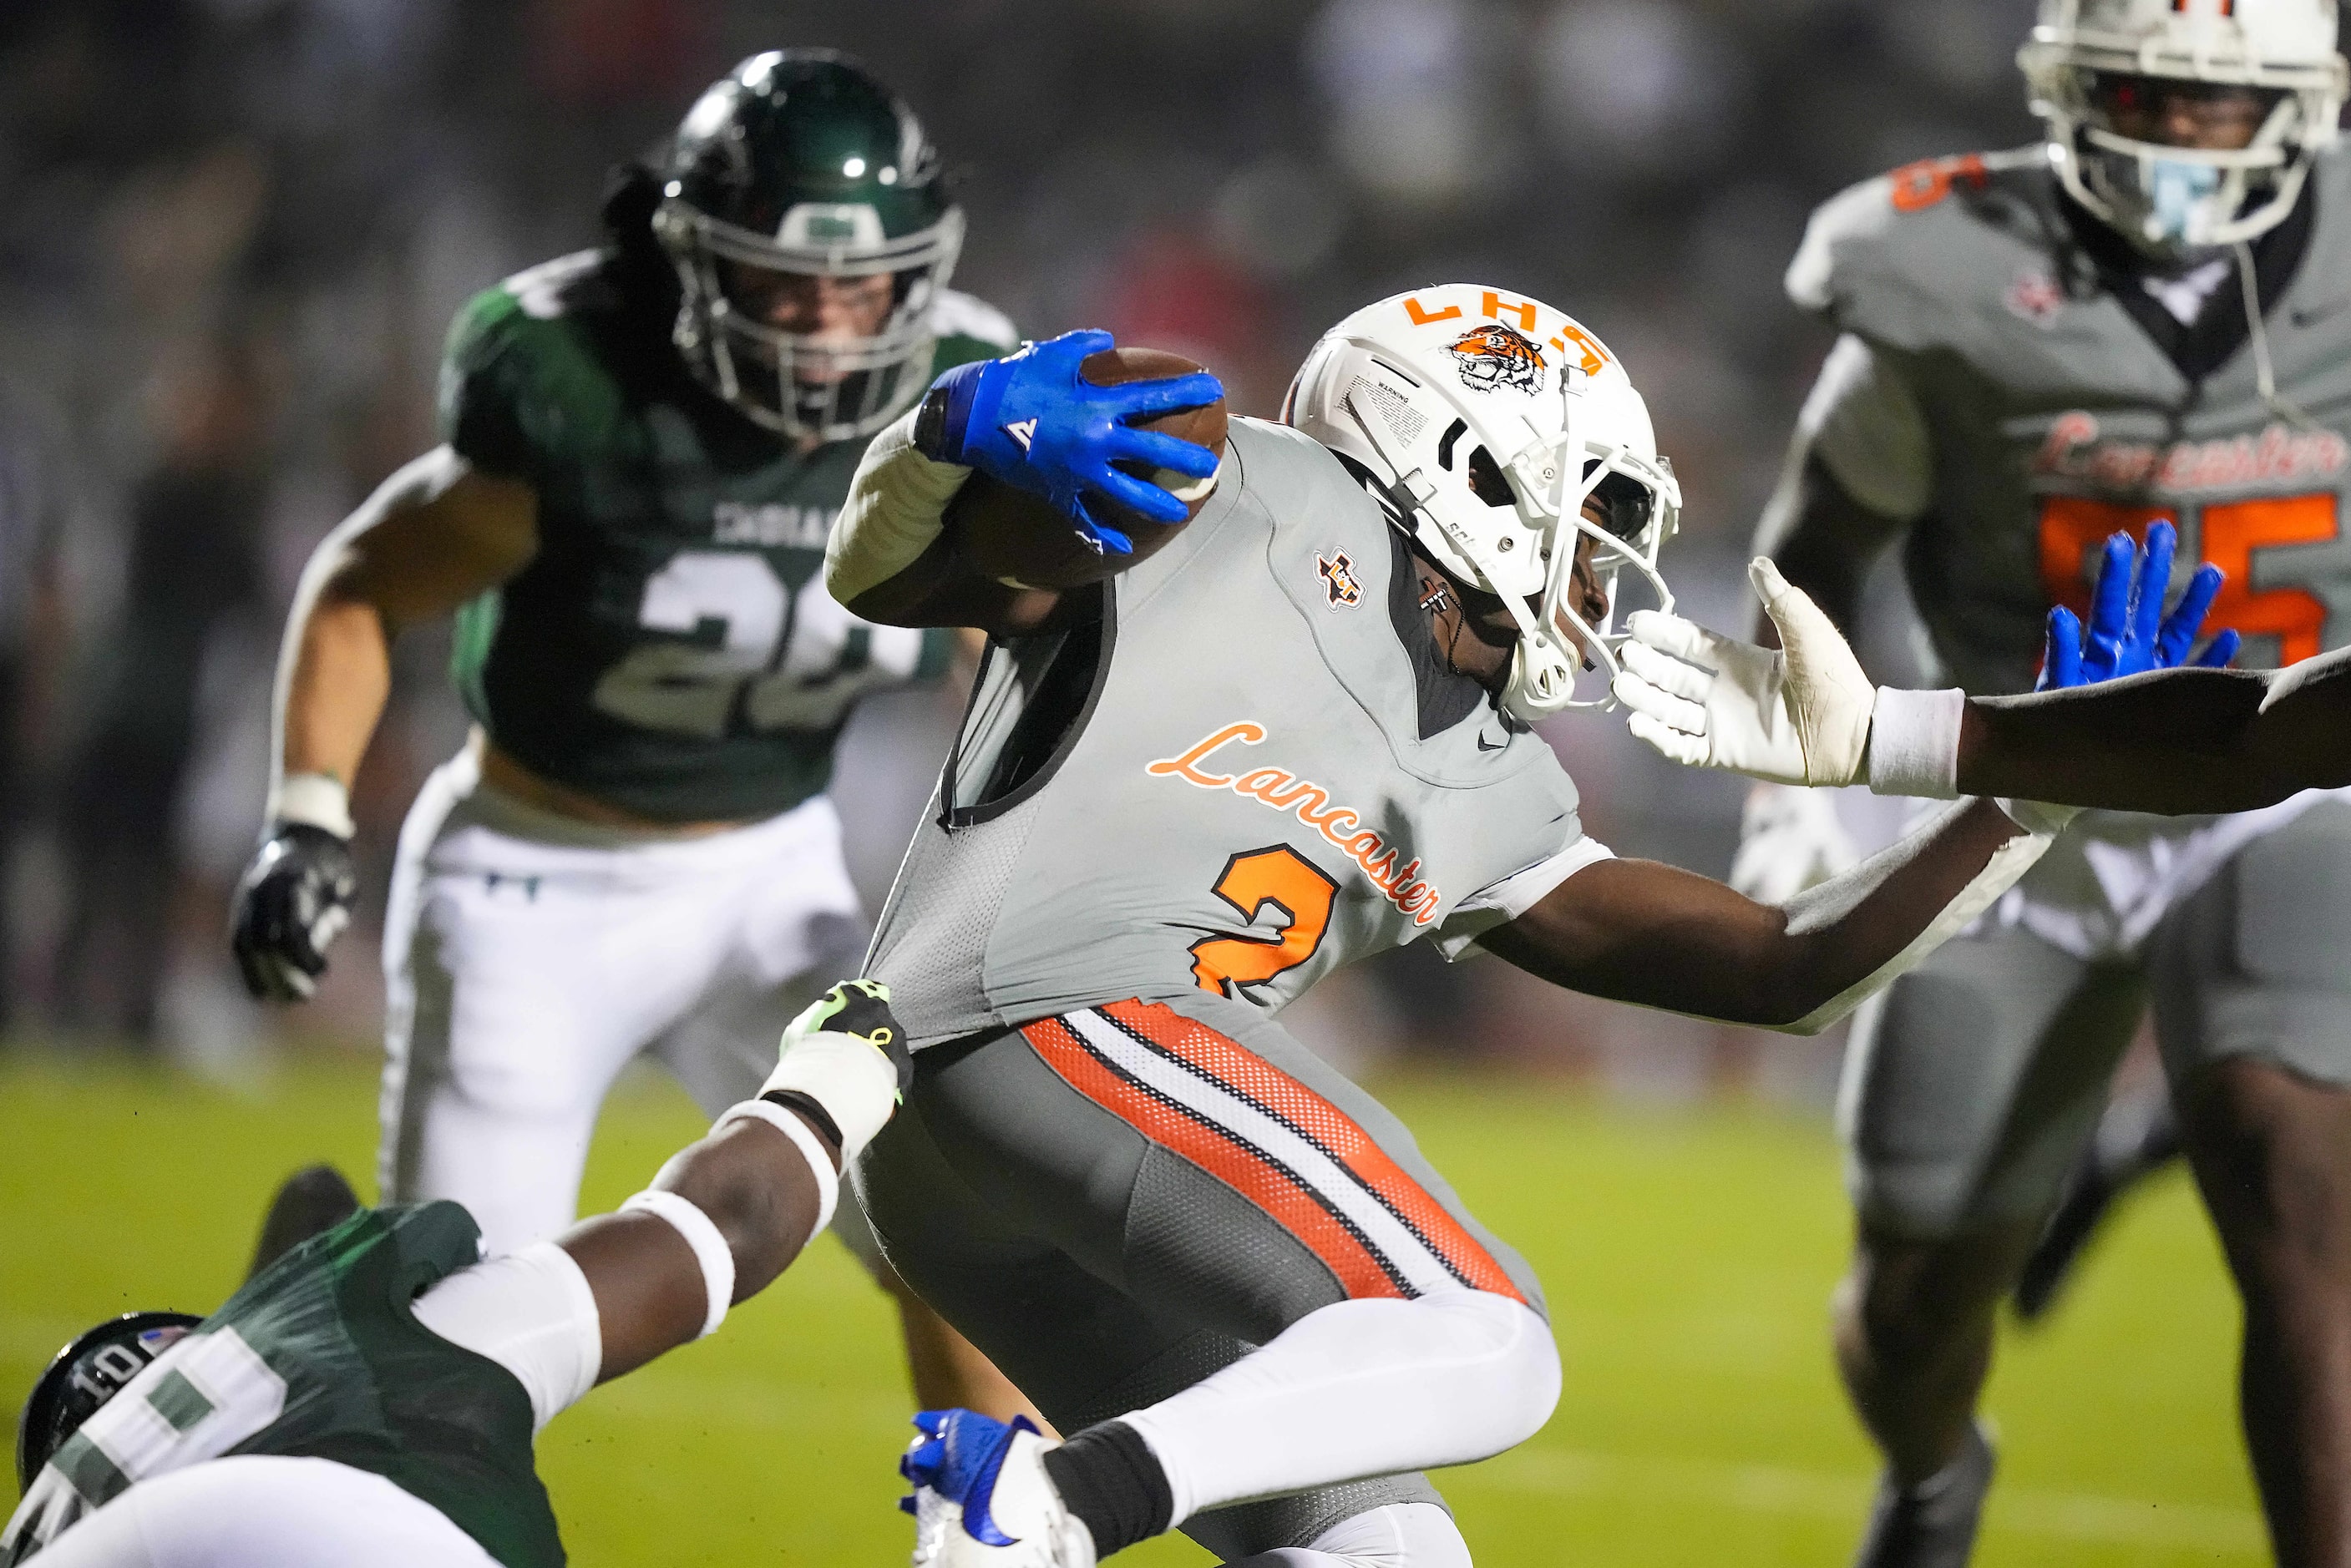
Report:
0,0,2048,1090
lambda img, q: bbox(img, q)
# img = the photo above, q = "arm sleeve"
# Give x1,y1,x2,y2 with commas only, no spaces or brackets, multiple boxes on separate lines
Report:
1431,837,1617,962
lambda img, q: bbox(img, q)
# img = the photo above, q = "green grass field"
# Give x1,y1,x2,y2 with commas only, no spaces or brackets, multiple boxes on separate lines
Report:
0,1051,2261,1565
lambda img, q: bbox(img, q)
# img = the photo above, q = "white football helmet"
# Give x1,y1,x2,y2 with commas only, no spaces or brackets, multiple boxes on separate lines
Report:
1286,284,1681,721
2019,0,2348,250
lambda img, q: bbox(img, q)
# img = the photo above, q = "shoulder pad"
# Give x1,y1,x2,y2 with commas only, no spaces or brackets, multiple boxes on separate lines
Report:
1786,147,2060,349
1230,417,1382,543
930,289,1019,354
438,250,630,479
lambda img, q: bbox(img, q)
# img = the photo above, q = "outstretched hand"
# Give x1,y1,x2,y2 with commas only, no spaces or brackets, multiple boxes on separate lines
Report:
1613,559,1877,787
2037,520,2239,690
920,330,1224,554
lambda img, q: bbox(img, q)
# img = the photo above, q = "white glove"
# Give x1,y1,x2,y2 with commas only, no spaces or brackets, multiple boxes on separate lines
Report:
1614,558,1877,787
1730,781,1860,904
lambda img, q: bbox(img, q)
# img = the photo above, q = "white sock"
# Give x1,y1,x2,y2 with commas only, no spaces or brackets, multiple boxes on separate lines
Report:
1119,1291,1557,1529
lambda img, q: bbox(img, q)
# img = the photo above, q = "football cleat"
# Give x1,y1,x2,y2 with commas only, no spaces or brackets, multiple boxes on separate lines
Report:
901,1410,1096,1567
1852,1422,1996,1568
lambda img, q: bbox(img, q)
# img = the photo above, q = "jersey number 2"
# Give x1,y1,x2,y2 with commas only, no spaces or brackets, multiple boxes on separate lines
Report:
1191,847,1339,998
592,550,926,737
2038,494,2341,664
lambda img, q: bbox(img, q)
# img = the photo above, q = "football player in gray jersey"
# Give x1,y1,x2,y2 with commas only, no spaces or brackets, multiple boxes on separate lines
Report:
1725,0,2351,1561
823,286,2351,1567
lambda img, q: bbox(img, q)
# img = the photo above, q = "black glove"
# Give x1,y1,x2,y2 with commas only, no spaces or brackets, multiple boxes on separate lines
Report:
231,823,358,1002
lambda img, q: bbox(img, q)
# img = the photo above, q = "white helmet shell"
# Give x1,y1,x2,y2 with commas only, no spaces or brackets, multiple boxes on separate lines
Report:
2019,0,2348,250
1287,284,1680,721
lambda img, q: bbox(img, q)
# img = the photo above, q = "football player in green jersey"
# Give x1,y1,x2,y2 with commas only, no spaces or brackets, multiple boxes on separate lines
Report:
3,981,906,1566
225,50,1034,1424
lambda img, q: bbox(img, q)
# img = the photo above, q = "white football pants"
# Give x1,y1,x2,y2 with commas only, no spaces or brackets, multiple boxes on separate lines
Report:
380,747,868,1257
32,1456,497,1566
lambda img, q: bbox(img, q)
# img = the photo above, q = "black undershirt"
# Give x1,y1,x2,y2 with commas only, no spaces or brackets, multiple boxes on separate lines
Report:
1386,529,1500,739
2058,183,2315,383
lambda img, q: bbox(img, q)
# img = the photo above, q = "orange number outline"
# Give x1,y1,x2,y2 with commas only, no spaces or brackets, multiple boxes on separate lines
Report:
2035,493,2341,665
1189,846,1340,999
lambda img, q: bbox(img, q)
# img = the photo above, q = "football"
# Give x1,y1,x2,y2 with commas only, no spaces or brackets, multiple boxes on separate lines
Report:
943,346,1228,591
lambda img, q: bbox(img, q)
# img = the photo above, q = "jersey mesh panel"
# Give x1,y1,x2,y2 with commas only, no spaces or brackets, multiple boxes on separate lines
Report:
868,787,1042,1044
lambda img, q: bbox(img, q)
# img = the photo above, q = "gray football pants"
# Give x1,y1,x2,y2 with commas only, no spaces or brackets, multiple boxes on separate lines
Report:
1842,801,2351,1239
856,992,1548,1561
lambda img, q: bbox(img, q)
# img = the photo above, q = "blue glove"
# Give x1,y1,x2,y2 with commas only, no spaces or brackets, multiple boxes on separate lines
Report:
2037,519,2242,690
922,329,1224,554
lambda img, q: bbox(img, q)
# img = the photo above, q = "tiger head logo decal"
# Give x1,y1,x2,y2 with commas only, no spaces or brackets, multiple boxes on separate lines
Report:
1447,324,1546,395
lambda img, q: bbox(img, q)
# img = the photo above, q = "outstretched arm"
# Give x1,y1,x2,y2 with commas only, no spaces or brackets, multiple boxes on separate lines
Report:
408,983,911,1424
1957,650,2351,814
1482,797,2038,1034
1616,543,2337,819
231,448,537,1002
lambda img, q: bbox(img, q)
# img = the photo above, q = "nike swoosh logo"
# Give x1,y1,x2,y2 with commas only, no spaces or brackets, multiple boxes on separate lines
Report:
2291,297,2351,328
1477,734,1506,752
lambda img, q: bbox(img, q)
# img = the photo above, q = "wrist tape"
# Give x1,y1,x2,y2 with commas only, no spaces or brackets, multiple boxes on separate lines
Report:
712,1098,841,1237
1866,687,1966,799
271,772,354,839
753,1025,900,1166
620,1189,736,1339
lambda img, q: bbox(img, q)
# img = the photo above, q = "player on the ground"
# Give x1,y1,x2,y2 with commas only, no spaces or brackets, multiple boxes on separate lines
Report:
3,982,906,1566
823,291,2351,1566
1717,0,2351,1560
224,50,1032,1419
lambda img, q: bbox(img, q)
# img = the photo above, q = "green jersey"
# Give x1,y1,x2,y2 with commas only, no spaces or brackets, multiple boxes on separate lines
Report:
3,1204,560,1567
440,250,1016,822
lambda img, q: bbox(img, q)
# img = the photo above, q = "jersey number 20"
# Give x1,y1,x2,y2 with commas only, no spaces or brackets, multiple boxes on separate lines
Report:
594,550,927,736
1191,847,1340,998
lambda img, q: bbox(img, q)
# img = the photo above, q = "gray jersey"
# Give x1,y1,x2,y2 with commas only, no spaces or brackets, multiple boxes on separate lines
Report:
1786,144,2351,692
868,417,1609,1048
1779,145,2351,959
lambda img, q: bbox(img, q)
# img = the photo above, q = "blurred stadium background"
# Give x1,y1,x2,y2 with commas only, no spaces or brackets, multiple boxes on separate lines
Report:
0,0,2288,1562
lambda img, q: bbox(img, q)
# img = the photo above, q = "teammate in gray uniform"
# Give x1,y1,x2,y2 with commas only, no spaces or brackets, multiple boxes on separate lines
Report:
3,982,907,1566
1725,0,2351,1561
224,52,1035,1423
824,286,2351,1567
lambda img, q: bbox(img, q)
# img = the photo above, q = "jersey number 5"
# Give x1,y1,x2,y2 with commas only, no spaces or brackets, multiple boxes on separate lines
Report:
2038,494,2341,664
593,550,927,737
1191,847,1340,998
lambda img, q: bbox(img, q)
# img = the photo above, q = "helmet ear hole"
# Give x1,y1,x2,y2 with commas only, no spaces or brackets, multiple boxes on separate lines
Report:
1465,446,1516,508
1436,418,1468,472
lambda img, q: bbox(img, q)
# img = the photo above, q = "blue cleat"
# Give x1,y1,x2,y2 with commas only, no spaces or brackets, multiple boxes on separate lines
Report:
900,1409,1095,1566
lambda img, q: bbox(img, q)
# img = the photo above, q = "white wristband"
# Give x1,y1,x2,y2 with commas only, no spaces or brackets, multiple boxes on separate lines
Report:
712,1098,842,1238
271,772,355,839
1866,687,1966,799
620,1189,736,1339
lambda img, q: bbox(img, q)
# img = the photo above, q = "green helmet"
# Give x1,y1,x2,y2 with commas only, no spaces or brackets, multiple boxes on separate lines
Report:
652,50,965,443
